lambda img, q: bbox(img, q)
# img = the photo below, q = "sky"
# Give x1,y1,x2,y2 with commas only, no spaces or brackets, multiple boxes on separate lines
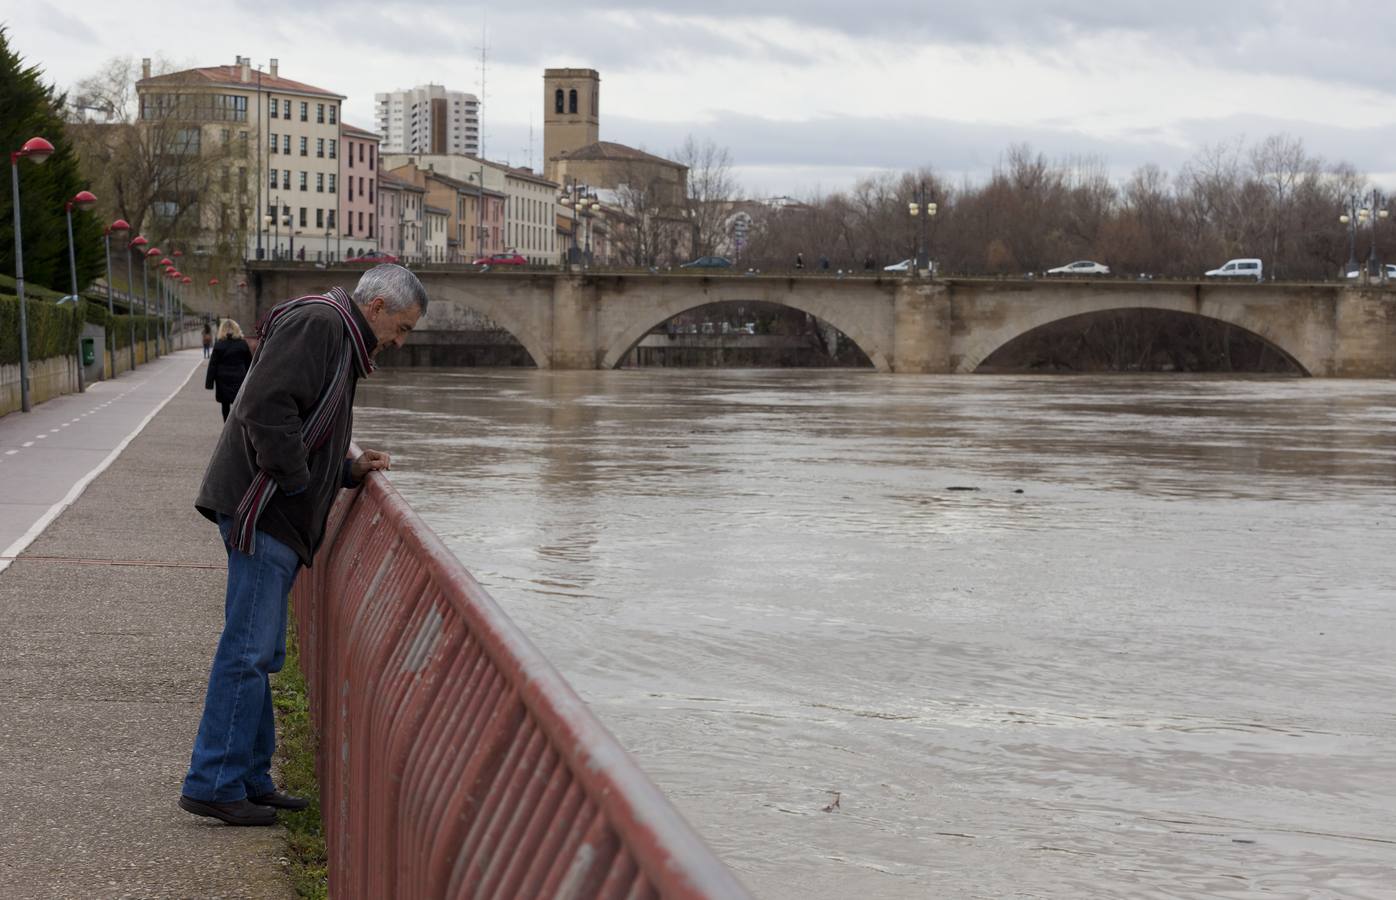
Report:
7,0,1396,197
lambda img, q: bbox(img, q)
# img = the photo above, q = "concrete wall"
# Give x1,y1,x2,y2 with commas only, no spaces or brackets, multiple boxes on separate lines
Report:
245,265,1396,377
1,355,79,417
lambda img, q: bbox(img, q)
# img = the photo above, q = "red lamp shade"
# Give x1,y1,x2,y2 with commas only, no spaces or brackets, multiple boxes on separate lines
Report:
181,276,192,284
159,257,172,267
110,218,131,232
19,137,54,163
172,250,183,258
70,190,97,210
147,247,161,256
208,277,220,286
130,235,148,249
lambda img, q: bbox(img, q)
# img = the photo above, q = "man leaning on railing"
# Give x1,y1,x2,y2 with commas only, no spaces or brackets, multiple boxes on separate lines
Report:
179,264,426,826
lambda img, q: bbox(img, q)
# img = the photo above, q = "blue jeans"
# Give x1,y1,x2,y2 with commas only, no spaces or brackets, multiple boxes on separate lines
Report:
182,515,301,802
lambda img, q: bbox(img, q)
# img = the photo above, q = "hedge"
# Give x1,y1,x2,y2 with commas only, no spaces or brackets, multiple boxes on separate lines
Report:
0,294,83,365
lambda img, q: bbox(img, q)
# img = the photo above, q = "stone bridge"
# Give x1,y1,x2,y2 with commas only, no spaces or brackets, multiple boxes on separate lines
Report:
240,266,1396,377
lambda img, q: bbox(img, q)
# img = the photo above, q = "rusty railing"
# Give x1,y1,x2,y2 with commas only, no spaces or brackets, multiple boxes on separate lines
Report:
291,465,750,899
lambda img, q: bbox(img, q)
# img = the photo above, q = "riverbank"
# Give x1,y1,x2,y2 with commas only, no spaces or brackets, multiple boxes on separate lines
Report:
0,358,295,899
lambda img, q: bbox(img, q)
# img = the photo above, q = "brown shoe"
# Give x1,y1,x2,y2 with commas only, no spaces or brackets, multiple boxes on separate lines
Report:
179,795,277,826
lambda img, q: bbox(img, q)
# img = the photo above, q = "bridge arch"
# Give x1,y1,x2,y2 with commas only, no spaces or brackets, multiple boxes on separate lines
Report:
421,279,549,367
958,293,1317,375
599,283,894,371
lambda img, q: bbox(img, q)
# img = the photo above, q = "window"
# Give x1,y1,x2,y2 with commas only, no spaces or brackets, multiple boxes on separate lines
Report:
369,213,374,238
299,101,308,121
316,103,324,123
328,139,336,159
269,98,278,119
299,171,308,191
359,143,365,163
358,211,364,231
329,105,337,124
268,167,277,189
554,88,564,113
282,134,290,154
316,138,324,158
327,209,336,229
221,128,230,143
568,89,577,114
368,147,374,170
316,173,324,192
316,208,324,228
299,207,307,227
269,132,278,153
329,174,336,194
299,136,308,156
283,99,291,118
347,143,354,168
282,169,291,189
368,181,374,203
347,179,353,201
221,167,230,191
359,176,365,196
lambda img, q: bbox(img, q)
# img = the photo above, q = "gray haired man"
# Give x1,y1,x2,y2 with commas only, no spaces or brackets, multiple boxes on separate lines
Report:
181,264,426,825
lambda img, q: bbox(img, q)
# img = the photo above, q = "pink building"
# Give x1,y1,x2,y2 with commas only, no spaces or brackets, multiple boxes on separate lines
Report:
340,123,380,259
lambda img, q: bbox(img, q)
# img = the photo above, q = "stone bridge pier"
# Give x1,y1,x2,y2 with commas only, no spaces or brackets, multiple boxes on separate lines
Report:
244,266,1396,377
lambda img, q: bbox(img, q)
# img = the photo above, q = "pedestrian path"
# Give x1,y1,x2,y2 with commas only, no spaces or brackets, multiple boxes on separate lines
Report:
0,361,295,899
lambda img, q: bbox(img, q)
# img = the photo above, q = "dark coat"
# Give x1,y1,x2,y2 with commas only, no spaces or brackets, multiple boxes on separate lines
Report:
195,301,377,566
205,337,252,404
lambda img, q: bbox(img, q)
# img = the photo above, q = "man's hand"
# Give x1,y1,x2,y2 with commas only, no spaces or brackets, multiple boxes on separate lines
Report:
350,449,392,482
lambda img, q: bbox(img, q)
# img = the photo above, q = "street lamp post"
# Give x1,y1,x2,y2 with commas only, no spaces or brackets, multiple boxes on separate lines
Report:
63,189,97,392
1364,190,1389,279
103,219,130,379
8,136,55,412
172,249,184,348
1339,196,1359,276
558,182,602,269
907,181,938,278
126,236,147,373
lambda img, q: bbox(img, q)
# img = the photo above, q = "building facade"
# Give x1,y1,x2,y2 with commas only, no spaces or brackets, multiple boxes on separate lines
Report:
377,172,426,263
340,123,379,260
382,153,559,265
542,69,599,183
386,161,505,262
134,56,345,263
375,84,480,156
424,205,449,263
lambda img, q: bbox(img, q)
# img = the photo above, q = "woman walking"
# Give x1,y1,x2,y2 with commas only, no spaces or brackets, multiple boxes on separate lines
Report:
205,319,252,421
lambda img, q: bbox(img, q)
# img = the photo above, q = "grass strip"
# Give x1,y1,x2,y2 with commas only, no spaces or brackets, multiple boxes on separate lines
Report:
271,611,329,900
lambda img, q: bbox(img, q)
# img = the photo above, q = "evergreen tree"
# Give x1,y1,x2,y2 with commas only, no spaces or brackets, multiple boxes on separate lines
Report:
0,26,104,295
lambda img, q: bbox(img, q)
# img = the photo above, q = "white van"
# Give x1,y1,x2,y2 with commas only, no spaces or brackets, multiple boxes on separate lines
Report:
1205,258,1263,281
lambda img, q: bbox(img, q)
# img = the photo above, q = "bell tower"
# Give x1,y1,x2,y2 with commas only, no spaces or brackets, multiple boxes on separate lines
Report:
543,68,600,181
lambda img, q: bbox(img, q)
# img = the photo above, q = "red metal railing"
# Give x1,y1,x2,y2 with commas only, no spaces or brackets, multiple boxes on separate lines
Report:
291,465,750,900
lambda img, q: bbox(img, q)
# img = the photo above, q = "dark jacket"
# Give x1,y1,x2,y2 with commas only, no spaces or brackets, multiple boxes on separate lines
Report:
205,337,252,404
195,300,377,566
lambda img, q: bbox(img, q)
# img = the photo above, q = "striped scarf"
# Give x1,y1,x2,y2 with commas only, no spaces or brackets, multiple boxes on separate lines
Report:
232,287,375,554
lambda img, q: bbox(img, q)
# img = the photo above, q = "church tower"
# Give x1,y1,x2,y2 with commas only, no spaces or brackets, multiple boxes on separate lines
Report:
543,68,600,181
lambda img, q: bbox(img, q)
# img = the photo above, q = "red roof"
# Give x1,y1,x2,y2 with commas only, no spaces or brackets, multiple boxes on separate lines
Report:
137,65,343,100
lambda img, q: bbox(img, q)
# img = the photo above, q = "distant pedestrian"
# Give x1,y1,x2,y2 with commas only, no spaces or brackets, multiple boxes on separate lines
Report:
863,254,875,272
205,319,252,422
180,264,426,827
795,252,805,271
201,323,213,358
819,255,830,272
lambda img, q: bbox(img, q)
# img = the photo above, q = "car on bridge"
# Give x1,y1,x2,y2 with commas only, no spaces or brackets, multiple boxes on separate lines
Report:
1046,260,1111,276
679,256,733,269
345,250,399,264
1205,258,1263,281
1345,263,1396,281
472,252,528,266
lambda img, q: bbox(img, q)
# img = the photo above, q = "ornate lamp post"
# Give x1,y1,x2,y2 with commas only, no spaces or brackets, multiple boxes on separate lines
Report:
103,219,130,379
63,189,97,392
8,136,55,412
907,181,937,278
558,182,602,269
127,236,148,372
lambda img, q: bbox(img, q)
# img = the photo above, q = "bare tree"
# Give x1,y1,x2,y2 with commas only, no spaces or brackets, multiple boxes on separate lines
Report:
674,135,739,259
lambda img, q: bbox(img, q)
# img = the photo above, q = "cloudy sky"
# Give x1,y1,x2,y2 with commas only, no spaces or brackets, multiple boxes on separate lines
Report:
9,1,1396,196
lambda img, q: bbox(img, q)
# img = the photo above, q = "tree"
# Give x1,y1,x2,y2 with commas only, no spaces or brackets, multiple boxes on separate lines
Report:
674,135,739,259
0,26,104,294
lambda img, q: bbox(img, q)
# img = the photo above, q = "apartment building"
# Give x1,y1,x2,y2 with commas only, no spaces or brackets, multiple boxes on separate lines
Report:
381,154,558,265
378,172,426,263
424,205,450,263
340,123,379,260
386,161,504,262
375,85,480,156
134,56,344,262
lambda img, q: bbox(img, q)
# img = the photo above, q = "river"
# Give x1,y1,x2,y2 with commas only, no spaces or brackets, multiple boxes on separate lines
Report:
352,370,1396,899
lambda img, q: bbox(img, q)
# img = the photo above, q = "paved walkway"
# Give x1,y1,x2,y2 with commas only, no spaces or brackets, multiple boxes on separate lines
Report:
0,353,295,899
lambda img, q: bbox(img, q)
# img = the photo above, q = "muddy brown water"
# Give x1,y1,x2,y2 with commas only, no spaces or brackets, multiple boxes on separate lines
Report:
353,370,1396,899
